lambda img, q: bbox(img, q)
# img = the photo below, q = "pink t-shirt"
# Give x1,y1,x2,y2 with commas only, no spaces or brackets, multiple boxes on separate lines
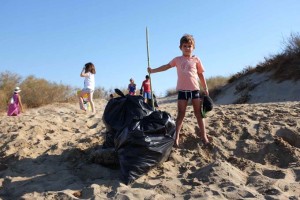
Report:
169,55,204,91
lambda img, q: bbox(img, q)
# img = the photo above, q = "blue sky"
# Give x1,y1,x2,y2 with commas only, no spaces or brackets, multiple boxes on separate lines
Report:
1,1,300,96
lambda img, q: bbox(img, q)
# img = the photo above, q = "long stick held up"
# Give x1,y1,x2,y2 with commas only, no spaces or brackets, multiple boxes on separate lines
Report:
146,27,154,108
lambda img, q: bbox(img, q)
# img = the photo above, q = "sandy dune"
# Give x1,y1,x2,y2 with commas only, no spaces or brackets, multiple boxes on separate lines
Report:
0,98,299,199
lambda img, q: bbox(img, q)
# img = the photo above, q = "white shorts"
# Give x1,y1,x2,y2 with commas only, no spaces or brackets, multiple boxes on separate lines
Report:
82,88,94,93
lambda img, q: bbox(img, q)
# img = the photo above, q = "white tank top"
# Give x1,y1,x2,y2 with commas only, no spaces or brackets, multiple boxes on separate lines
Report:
84,72,95,90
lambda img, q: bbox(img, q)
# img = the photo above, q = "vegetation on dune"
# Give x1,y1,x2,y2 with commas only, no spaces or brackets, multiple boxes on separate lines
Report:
228,32,300,83
205,76,229,99
228,33,300,104
0,71,108,112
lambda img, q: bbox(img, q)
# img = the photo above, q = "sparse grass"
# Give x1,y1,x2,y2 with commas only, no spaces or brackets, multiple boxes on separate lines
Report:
94,87,109,99
0,72,109,112
166,88,177,97
19,75,75,108
228,66,255,83
206,76,229,99
224,33,300,104
234,93,251,104
233,79,258,103
234,79,257,95
228,33,300,84
255,33,300,82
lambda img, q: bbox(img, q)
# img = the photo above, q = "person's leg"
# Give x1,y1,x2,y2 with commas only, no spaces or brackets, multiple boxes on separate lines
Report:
78,90,87,111
147,92,152,106
143,92,147,103
88,92,95,114
175,99,188,146
192,98,209,144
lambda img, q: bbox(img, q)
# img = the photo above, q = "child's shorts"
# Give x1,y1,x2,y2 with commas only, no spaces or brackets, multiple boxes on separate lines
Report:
178,90,201,100
143,91,152,99
82,88,94,93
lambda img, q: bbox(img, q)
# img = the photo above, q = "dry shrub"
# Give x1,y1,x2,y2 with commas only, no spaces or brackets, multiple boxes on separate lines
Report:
270,56,300,82
234,93,251,104
0,71,22,111
228,33,300,85
206,76,229,98
206,76,228,89
0,92,7,111
282,32,300,56
254,33,300,82
93,87,109,99
166,88,177,97
234,79,257,95
20,75,75,108
228,66,255,83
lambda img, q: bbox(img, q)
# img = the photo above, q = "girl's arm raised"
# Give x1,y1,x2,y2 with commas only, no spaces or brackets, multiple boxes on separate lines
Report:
80,67,88,77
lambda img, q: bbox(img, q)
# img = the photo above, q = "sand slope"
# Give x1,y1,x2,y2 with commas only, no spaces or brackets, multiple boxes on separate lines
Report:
215,72,300,104
0,98,300,200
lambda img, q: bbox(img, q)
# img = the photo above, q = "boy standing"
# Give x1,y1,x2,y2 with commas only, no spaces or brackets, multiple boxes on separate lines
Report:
140,75,152,103
148,34,209,147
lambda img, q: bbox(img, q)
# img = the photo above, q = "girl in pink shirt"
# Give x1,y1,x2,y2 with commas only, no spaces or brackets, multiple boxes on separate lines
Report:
148,34,210,147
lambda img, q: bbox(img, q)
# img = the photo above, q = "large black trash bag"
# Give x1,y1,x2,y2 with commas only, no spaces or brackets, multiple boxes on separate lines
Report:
116,111,176,184
103,91,153,132
102,89,176,185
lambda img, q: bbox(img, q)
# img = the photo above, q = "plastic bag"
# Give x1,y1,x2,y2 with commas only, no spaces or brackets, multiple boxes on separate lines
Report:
102,89,176,184
103,94,153,132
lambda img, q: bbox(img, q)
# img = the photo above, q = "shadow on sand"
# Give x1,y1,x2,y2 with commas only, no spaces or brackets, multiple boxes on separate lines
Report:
0,146,122,199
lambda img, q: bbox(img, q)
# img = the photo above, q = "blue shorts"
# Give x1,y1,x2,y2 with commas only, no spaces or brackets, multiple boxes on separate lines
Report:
178,90,201,100
143,91,152,99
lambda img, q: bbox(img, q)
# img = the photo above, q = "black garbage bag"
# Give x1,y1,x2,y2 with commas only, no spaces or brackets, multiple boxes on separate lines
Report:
102,130,115,149
102,89,176,185
103,93,153,132
147,93,159,108
116,111,175,184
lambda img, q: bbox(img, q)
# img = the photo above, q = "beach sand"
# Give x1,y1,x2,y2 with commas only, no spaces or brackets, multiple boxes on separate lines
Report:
0,98,299,199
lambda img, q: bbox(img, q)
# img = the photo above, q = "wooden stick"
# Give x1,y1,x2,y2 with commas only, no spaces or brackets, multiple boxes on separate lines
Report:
146,27,154,109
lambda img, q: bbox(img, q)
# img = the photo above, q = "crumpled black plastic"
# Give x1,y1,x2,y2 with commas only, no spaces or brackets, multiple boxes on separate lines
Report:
102,89,176,184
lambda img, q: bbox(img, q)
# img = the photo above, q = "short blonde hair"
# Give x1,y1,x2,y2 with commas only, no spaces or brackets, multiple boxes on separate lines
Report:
180,34,195,48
